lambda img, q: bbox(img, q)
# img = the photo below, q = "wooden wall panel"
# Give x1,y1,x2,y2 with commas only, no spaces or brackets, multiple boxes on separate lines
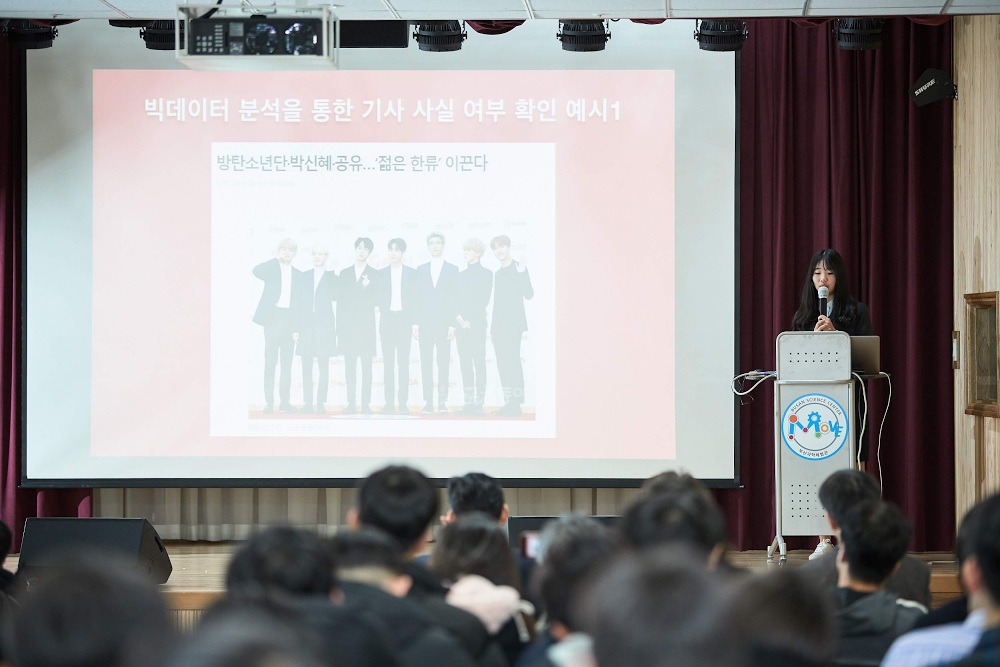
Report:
954,15,1000,524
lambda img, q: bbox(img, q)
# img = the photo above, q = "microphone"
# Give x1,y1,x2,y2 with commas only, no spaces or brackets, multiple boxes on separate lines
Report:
818,286,829,318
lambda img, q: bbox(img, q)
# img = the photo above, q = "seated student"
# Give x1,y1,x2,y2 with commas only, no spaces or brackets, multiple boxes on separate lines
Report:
941,492,1000,667
441,473,535,588
619,487,729,569
166,606,323,667
330,528,477,667
831,500,926,667
349,465,507,667
725,570,837,667
800,469,931,607
582,546,746,667
0,519,14,591
517,516,617,667
881,501,987,667
8,562,177,667
430,514,535,666
222,526,400,667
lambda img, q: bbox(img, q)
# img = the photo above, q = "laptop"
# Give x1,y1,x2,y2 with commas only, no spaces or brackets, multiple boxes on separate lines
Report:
850,336,880,375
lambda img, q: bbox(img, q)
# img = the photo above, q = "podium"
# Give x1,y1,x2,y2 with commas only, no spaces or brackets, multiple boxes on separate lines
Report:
767,331,858,561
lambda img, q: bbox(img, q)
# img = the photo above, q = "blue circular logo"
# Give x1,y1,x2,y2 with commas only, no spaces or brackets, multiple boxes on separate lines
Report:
781,393,849,460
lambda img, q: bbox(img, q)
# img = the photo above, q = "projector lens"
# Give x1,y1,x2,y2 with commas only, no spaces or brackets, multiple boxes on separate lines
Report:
245,23,278,54
284,22,318,55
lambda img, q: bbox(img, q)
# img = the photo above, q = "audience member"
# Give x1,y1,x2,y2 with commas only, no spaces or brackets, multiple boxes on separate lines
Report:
832,500,925,666
726,570,836,667
351,465,509,667
431,513,534,665
619,487,728,567
881,500,987,667
331,528,478,667
222,526,400,667
582,546,746,667
800,469,931,607
166,606,323,667
941,492,1000,667
6,562,177,667
518,515,617,667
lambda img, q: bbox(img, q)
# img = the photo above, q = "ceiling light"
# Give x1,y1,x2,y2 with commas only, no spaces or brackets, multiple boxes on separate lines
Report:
140,20,184,51
557,19,611,52
412,21,466,52
693,19,747,52
2,20,58,49
834,18,883,50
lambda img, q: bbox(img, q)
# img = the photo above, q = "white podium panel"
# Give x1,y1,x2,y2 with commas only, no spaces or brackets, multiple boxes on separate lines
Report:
769,331,856,558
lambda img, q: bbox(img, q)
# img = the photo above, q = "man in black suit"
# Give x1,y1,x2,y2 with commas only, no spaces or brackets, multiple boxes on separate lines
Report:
489,235,533,417
252,238,302,414
454,239,493,417
295,244,338,414
338,237,380,415
379,238,419,415
415,233,457,415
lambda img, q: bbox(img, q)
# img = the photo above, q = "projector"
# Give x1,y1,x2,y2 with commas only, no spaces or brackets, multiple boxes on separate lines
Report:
176,4,338,70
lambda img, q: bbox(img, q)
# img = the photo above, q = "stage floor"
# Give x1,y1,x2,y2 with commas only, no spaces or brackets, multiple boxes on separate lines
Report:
5,542,962,628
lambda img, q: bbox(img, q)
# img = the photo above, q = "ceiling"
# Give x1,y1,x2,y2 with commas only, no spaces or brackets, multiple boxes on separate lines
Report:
1,0,996,20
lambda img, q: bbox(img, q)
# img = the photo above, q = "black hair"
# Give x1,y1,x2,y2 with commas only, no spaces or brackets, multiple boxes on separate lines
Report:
537,519,616,630
620,491,728,555
357,465,439,552
430,513,520,591
817,469,881,529
791,249,862,332
583,546,744,667
9,562,176,667
642,471,716,504
838,500,912,585
329,527,404,574
225,526,336,600
354,237,374,253
969,492,1000,603
726,570,836,667
0,520,12,559
447,472,505,520
387,238,407,252
166,606,321,667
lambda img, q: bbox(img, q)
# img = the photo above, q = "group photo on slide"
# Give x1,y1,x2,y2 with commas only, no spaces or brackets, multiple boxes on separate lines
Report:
250,231,534,419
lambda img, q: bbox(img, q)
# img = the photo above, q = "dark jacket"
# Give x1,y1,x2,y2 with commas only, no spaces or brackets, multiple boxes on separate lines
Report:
340,580,477,667
798,547,931,608
402,561,509,667
416,260,459,331
338,264,381,355
379,264,420,332
833,588,926,667
794,300,873,336
515,629,556,667
912,595,968,630
295,269,338,358
455,262,494,333
491,262,533,336
252,259,303,326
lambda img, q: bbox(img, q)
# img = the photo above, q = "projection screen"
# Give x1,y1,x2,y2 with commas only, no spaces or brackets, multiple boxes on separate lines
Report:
23,19,737,486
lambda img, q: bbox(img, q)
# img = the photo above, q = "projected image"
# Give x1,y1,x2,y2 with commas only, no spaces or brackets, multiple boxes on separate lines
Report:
210,141,554,434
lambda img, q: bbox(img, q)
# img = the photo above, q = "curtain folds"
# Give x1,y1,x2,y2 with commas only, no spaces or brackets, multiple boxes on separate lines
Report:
714,18,955,551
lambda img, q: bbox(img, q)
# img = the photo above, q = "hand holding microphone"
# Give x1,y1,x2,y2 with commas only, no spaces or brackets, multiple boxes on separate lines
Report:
815,286,836,331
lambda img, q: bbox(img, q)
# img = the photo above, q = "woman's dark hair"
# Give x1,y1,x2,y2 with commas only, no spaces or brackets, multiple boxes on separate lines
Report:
429,513,520,591
791,249,861,332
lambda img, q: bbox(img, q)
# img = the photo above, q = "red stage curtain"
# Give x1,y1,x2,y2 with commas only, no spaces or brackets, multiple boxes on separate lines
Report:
717,18,955,552
0,40,91,552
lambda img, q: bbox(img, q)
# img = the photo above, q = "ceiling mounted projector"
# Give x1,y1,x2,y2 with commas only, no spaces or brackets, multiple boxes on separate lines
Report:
176,4,336,70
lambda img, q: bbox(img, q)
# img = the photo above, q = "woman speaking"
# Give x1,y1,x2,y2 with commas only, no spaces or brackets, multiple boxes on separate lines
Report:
792,249,873,560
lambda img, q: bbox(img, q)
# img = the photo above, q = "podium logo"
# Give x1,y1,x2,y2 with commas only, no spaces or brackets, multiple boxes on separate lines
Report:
781,393,849,460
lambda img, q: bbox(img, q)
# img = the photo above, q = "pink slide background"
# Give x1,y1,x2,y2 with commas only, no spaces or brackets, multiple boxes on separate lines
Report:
91,70,675,459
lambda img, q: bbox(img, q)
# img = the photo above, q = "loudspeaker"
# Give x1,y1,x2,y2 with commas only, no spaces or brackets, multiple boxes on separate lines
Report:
19,518,172,584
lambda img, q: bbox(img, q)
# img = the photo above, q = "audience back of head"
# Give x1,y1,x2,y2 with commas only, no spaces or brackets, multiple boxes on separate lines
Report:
8,562,176,667
818,469,880,530
839,500,912,586
621,477,728,560
430,513,520,590
356,465,439,554
968,492,1000,610
447,473,507,523
226,526,335,601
